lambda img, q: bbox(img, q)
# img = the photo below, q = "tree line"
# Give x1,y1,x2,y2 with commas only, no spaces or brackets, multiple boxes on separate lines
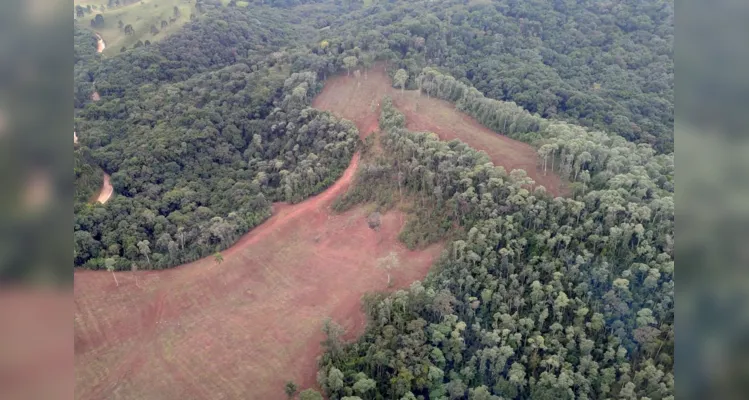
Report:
310,96,673,399
74,63,357,271
308,0,673,152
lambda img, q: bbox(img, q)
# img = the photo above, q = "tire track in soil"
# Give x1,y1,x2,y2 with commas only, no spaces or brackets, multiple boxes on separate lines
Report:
85,290,167,399
78,152,362,399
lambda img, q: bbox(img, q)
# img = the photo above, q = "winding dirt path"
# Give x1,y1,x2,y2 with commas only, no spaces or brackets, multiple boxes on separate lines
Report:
312,64,567,196
95,33,105,53
95,173,112,204
75,142,443,399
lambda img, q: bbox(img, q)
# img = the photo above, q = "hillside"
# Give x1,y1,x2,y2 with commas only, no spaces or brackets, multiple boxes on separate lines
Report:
73,1,674,399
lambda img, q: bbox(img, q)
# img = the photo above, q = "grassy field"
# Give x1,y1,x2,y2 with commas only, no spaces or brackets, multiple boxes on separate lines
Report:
74,0,198,56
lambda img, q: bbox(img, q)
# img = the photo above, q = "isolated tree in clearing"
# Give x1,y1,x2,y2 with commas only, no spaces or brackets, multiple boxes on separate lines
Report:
376,251,399,287
214,252,224,265
284,381,297,399
367,211,381,231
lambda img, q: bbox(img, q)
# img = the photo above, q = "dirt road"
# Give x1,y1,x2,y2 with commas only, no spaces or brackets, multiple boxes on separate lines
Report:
75,147,443,399
312,64,566,196
95,173,112,204
95,33,105,53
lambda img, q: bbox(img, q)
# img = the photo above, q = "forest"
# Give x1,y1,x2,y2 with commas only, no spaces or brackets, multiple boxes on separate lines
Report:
317,96,673,399
73,0,673,398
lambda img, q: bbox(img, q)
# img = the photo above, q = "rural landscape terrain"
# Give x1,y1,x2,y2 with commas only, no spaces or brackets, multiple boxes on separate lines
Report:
74,1,674,399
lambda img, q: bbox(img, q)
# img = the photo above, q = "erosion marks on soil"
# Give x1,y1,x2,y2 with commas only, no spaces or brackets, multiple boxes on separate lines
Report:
312,64,566,196
74,152,443,399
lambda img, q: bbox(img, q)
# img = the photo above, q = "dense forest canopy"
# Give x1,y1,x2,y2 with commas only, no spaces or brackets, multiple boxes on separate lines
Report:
73,0,674,398
315,0,674,152
318,97,673,400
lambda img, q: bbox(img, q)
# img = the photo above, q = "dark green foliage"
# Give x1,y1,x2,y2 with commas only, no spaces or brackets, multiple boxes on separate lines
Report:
74,64,357,270
74,147,104,203
73,26,100,109
318,98,673,399
321,0,674,152
72,1,674,397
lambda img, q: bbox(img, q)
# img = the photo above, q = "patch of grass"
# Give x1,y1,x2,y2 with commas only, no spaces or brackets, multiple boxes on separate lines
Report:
74,0,199,56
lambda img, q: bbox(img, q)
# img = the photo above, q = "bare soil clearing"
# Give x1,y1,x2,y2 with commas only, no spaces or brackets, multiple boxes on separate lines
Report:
313,64,566,196
95,173,113,204
75,152,442,398
95,33,105,53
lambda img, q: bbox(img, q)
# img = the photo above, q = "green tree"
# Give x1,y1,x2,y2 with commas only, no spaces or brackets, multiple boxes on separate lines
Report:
284,381,297,399
299,389,323,400
137,240,151,267
105,257,118,286
343,56,358,76
214,252,224,265
327,367,344,394
376,251,400,287
394,69,408,95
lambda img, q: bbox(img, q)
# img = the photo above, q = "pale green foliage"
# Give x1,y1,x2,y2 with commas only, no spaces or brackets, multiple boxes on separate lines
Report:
394,69,408,93
343,56,358,75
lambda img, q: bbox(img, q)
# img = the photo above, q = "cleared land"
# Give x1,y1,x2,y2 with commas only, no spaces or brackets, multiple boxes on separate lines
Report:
74,66,560,400
74,141,442,398
75,0,196,56
312,64,566,196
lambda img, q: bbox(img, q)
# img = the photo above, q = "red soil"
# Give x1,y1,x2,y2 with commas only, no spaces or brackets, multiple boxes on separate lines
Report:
73,64,555,399
95,173,113,204
74,148,442,397
0,289,73,400
313,64,566,196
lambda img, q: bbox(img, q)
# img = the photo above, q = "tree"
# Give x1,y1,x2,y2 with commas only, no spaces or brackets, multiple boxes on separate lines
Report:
173,6,181,18
394,69,408,95
124,24,134,35
76,5,85,18
94,14,105,27
137,240,151,267
327,367,344,394
284,381,298,399
105,258,118,286
118,20,124,30
299,389,323,400
214,252,224,265
321,318,345,360
131,263,139,287
376,251,400,286
367,211,381,231
343,56,358,76
161,20,169,29
150,25,160,35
